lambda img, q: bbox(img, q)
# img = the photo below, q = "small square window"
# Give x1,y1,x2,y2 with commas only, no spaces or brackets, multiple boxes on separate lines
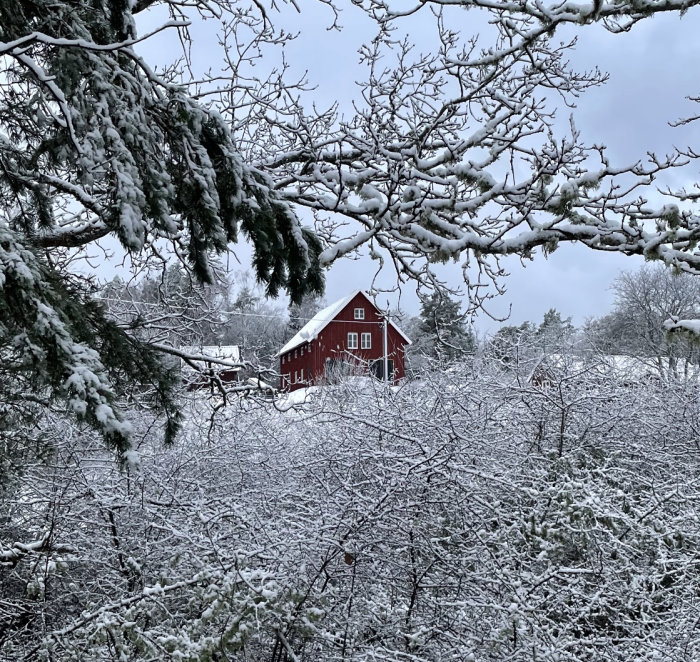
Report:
361,332,372,349
347,332,358,349
354,308,365,320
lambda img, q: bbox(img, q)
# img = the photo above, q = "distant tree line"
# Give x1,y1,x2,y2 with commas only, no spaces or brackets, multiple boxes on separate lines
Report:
487,265,700,380
98,263,700,385
100,266,327,383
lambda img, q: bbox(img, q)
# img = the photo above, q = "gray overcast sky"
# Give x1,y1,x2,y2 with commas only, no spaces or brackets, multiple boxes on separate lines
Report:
134,3,700,333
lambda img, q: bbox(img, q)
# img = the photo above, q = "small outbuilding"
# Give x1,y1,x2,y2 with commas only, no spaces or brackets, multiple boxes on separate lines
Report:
180,345,242,390
277,291,411,392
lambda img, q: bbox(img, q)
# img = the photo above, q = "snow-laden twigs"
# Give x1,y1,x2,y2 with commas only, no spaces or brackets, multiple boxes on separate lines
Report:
220,4,700,307
5,358,700,659
0,20,188,56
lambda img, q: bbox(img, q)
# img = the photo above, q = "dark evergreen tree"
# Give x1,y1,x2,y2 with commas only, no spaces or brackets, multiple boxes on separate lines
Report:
536,308,575,350
413,293,475,363
489,311,573,368
489,322,536,366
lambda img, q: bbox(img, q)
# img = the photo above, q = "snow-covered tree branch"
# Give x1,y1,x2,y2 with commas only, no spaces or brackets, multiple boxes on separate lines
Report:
237,1,700,307
4,0,700,448
0,0,325,449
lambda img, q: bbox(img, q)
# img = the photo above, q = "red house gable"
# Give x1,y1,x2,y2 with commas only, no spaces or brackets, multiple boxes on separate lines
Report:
278,291,411,391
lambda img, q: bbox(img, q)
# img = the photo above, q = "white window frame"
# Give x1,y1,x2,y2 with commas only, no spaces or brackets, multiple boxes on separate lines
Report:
300,368,304,382
347,332,358,349
354,307,365,320
361,332,372,349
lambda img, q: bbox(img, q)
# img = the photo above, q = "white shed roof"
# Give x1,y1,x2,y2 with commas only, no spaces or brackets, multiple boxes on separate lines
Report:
180,345,242,371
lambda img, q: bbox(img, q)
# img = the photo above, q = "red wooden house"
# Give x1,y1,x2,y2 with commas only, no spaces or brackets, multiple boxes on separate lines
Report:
278,291,411,392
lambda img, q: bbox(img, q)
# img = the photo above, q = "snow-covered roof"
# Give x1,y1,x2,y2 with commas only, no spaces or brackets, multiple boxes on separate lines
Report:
277,290,411,356
526,353,700,383
180,345,242,371
246,377,275,391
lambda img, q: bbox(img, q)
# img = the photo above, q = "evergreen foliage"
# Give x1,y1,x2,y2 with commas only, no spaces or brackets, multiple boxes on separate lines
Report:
489,310,575,366
536,308,575,349
0,0,323,452
413,292,475,362
489,321,536,366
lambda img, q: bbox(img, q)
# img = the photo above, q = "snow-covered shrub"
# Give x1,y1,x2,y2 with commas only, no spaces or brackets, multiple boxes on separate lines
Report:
3,361,700,660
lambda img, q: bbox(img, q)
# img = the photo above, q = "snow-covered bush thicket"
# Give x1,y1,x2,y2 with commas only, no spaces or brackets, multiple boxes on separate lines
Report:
3,360,700,661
